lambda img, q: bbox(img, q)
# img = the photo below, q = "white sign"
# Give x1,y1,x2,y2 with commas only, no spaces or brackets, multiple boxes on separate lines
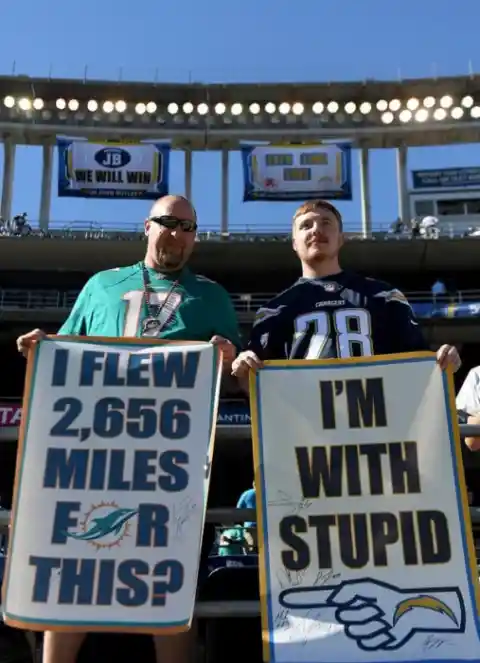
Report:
251,354,480,663
241,143,352,201
57,138,170,199
4,338,222,634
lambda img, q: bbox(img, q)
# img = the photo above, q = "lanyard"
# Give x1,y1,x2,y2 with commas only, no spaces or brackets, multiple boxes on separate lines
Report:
141,263,180,336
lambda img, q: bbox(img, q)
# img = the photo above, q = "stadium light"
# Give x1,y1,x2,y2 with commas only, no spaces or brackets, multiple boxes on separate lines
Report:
327,101,339,113
406,98,419,111
389,99,401,111
167,103,178,114
56,98,66,110
103,101,114,113
292,102,304,115
197,103,208,115
87,100,98,112
146,102,156,114
381,111,394,124
279,103,290,115
4,96,15,108
33,98,44,110
376,100,388,111
231,103,243,115
115,100,127,113
440,95,453,109
399,109,412,123
344,102,356,114
312,102,324,114
433,108,447,121
415,109,429,123
214,103,226,115
471,106,480,119
461,95,474,108
423,96,435,108
265,103,276,114
183,102,193,114
249,103,260,115
359,102,371,114
451,106,464,120
18,98,31,111
135,102,146,115
68,99,79,111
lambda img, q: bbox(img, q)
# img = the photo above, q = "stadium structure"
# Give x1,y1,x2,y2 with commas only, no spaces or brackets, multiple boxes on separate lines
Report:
1,73,480,662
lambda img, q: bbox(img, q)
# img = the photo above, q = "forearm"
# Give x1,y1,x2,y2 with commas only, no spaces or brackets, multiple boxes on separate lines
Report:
237,373,250,395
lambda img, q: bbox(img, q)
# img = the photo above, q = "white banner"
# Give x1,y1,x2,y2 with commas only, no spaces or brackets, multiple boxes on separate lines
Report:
3,338,222,633
57,138,170,199
251,354,480,663
241,143,352,201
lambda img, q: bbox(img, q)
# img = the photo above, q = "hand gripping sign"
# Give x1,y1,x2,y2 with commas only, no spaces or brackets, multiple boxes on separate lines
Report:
250,353,480,663
3,337,222,634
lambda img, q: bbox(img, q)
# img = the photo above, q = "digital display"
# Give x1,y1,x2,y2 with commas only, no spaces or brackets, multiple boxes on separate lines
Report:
283,167,311,182
265,153,294,167
300,152,328,166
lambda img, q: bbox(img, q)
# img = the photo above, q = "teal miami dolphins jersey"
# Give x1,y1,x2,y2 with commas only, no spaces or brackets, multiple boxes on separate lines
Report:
58,262,242,347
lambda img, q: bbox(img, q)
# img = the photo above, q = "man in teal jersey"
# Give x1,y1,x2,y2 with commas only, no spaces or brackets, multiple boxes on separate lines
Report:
16,195,241,663
19,196,241,350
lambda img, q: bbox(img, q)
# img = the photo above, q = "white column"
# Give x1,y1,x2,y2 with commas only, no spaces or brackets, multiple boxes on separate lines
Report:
39,144,53,230
184,148,192,201
1,138,16,221
396,145,409,223
359,148,372,237
220,148,229,233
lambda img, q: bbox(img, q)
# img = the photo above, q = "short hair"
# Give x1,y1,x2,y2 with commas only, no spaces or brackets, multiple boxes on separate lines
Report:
293,199,343,231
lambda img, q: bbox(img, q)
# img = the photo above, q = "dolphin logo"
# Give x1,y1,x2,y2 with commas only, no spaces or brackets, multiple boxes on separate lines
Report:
393,595,458,626
65,508,138,542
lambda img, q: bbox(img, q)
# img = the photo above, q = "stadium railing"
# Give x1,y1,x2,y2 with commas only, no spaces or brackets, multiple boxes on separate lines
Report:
1,289,480,313
1,219,479,240
0,422,478,618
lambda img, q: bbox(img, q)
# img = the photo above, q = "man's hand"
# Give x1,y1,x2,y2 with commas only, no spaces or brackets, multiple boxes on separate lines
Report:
231,350,263,378
16,328,47,358
436,344,461,372
209,335,236,369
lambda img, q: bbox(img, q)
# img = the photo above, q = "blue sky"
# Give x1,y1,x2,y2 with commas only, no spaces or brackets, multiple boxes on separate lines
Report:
1,0,479,232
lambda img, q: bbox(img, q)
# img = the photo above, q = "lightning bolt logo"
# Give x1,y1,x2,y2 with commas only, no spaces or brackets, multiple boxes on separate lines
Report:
393,595,458,626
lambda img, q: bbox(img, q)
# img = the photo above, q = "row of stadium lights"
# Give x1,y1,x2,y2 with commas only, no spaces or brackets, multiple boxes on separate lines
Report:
3,94,480,121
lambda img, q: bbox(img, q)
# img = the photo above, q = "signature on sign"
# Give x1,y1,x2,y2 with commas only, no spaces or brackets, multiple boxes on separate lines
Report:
422,634,451,651
268,489,312,516
276,567,339,591
172,497,197,539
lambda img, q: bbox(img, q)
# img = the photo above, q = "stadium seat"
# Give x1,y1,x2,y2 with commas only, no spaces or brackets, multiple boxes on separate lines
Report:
199,566,262,663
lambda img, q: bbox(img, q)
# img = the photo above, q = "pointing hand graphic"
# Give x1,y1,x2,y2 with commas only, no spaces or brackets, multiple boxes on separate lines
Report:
279,578,464,651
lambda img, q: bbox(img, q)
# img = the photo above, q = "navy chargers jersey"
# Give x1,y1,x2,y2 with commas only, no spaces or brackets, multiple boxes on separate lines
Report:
248,272,428,360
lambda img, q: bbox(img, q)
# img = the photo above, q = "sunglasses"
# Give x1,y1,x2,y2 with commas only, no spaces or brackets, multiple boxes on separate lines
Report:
149,215,197,232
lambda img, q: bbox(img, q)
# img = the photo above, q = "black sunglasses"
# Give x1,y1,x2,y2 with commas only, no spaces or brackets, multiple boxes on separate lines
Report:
149,215,197,232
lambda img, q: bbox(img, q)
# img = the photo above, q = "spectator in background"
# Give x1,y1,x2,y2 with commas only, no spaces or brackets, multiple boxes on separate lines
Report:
421,215,439,238
237,482,257,552
432,278,447,304
218,527,248,556
410,217,421,237
389,218,404,235
457,366,480,451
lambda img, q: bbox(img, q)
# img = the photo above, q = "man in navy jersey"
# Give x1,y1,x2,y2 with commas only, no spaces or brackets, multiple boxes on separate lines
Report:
232,199,460,384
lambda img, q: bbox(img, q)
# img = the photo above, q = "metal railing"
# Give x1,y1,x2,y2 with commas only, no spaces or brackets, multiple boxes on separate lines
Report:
0,423,479,618
1,288,479,313
1,219,480,240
